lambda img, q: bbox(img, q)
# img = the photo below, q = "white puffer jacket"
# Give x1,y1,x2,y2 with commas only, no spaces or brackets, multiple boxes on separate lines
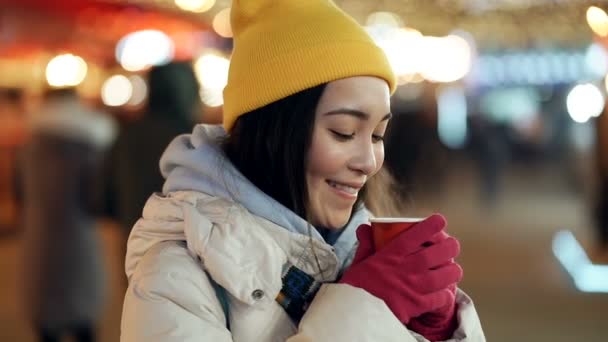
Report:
120,125,486,341
121,192,485,342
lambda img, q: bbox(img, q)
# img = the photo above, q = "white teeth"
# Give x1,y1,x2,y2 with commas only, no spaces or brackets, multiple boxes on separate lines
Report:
328,181,358,195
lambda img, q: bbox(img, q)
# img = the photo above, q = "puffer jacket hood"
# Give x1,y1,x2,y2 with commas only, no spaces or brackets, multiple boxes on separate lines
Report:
128,124,368,272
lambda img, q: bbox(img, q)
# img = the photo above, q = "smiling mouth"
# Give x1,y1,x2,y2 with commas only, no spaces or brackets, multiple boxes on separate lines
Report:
326,180,361,196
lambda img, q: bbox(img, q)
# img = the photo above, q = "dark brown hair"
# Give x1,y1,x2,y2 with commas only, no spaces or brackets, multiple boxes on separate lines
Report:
222,83,369,226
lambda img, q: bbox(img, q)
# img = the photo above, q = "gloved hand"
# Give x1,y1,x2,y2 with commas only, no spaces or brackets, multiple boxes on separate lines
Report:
407,230,461,341
407,285,458,341
339,214,462,325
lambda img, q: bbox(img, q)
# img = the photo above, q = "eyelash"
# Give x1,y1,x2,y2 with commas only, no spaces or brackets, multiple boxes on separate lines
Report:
330,130,384,143
330,130,354,141
372,135,385,143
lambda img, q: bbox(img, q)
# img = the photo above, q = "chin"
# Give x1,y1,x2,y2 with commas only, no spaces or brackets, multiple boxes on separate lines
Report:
323,213,352,230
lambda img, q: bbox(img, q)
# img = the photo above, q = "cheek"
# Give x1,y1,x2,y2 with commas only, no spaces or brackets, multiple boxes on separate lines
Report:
307,135,346,177
306,138,327,197
373,144,385,174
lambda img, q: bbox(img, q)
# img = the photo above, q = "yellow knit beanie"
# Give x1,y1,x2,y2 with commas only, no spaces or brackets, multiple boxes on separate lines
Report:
222,0,397,132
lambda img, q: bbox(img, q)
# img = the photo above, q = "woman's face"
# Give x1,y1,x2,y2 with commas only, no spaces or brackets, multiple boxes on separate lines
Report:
306,76,391,229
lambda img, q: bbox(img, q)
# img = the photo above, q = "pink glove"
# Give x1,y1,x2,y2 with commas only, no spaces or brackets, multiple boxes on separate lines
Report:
407,292,458,341
407,230,461,341
339,214,462,325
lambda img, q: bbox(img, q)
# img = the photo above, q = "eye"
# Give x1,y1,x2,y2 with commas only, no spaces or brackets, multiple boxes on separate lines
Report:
372,134,385,143
330,130,355,141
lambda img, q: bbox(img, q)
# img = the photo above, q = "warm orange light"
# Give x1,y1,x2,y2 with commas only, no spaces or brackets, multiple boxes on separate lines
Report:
587,6,608,37
46,54,88,87
175,0,215,13
213,8,232,38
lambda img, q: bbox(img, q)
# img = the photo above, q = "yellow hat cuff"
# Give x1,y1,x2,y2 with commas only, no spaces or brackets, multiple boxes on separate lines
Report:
223,41,396,132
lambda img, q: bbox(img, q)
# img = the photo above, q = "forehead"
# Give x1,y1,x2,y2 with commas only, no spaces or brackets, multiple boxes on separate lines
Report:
316,76,391,115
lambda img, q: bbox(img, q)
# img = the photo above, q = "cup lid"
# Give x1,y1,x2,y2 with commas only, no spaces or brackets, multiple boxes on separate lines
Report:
369,217,425,223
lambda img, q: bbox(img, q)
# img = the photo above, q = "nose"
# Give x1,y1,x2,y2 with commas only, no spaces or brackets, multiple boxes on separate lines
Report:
349,139,378,176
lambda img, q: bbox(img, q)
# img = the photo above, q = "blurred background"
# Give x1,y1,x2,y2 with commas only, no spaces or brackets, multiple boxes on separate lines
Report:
0,0,607,341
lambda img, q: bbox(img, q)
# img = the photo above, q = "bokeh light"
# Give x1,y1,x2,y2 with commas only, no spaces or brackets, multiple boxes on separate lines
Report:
175,0,215,13
367,25,473,84
566,83,604,123
585,43,608,78
369,27,425,84
212,8,232,38
553,231,608,293
116,30,174,72
101,75,133,107
586,6,608,37
194,52,230,107
366,11,403,28
420,35,473,83
437,85,468,149
127,75,147,106
45,54,88,87
474,49,602,86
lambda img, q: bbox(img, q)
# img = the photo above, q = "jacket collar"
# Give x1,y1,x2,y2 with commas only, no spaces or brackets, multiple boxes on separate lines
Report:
126,191,350,306
159,124,369,267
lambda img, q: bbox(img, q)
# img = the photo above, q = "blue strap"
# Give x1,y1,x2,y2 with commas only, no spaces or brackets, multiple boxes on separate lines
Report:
275,265,321,322
205,265,320,329
205,270,230,331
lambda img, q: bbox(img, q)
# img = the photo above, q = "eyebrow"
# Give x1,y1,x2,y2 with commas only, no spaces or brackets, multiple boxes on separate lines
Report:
323,108,392,121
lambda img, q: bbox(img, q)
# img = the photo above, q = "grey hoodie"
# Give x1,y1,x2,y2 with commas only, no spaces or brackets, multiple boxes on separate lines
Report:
159,124,369,267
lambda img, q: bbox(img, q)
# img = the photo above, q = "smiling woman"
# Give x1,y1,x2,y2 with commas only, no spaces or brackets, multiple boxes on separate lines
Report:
307,76,391,229
120,0,485,341
224,76,393,230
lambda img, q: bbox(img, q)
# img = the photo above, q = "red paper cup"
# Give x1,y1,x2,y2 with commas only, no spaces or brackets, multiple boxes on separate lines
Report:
370,217,424,250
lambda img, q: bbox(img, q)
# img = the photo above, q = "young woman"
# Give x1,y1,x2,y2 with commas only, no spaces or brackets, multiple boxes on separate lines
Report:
121,1,485,341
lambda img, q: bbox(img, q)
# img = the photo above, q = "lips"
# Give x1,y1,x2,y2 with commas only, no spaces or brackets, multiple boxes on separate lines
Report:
326,180,362,196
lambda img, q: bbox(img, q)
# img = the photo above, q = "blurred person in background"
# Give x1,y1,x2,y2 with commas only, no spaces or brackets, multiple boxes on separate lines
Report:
0,88,29,232
0,88,28,146
19,87,116,342
121,0,485,341
101,61,200,260
594,104,608,255
467,114,509,209
383,107,447,200
383,110,426,197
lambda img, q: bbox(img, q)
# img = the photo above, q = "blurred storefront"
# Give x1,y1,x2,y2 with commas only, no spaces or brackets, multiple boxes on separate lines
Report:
0,1,607,341
0,0,605,237
0,0,232,232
